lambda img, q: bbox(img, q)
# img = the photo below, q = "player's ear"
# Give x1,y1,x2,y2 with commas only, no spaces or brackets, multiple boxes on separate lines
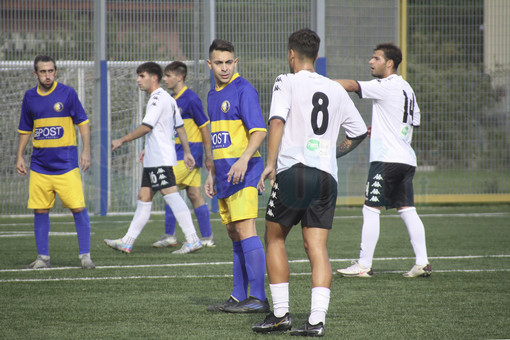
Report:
206,59,212,69
386,59,394,70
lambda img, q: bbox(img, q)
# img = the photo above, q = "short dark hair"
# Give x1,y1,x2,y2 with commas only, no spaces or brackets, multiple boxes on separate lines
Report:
34,55,56,72
209,39,235,57
375,43,402,70
288,28,320,60
164,61,187,81
136,62,163,81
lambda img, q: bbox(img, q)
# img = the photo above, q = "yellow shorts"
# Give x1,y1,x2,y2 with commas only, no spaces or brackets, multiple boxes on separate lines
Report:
28,168,86,210
173,160,201,189
218,186,259,225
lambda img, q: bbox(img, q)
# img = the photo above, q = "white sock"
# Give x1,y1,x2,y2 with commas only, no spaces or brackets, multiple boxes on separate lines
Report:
163,193,199,244
359,205,381,268
122,200,152,245
399,207,429,265
309,287,330,325
269,282,289,318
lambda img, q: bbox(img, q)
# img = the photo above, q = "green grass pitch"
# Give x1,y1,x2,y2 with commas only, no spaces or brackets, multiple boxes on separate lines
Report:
1,204,509,339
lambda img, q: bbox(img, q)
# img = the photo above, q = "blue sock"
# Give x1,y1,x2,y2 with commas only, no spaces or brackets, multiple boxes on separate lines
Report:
73,208,91,255
195,204,212,238
241,236,267,301
34,212,50,256
164,204,176,235
232,241,248,301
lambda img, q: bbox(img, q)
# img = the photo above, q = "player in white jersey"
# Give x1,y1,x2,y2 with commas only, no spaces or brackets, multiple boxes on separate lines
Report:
253,29,367,337
335,43,431,278
104,62,202,255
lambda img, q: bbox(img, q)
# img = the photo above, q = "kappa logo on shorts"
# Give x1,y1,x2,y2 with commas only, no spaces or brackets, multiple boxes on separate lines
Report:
161,180,169,185
271,191,277,198
157,168,165,174
370,188,381,195
159,174,167,180
372,181,382,188
268,199,275,208
369,196,380,202
267,208,275,217
373,173,383,180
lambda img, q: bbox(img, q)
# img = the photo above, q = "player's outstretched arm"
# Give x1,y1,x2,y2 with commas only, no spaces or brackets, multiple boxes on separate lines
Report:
333,79,360,93
16,133,31,175
78,122,91,172
112,124,152,151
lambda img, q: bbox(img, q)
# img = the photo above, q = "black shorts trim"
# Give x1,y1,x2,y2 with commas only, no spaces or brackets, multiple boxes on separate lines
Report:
265,163,337,229
364,161,415,209
141,166,176,191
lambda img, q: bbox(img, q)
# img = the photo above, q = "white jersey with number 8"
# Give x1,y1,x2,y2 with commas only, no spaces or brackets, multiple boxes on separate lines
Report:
269,70,367,182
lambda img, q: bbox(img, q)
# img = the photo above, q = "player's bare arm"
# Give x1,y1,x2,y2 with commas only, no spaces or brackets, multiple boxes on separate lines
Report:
176,125,195,171
336,132,368,158
112,124,152,151
199,124,214,171
333,79,359,93
227,130,267,185
15,133,31,175
257,118,284,192
78,122,91,172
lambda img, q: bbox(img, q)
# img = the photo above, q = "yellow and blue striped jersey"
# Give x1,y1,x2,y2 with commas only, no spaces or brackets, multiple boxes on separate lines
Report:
207,73,266,199
173,86,209,168
18,82,89,175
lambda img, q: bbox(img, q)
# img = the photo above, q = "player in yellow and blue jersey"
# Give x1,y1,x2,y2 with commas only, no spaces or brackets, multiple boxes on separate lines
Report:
16,55,94,270
151,61,215,249
204,39,268,313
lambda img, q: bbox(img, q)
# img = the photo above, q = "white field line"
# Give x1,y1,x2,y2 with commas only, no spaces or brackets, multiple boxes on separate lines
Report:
0,231,93,237
1,268,510,284
1,254,509,274
0,254,509,282
1,211,509,228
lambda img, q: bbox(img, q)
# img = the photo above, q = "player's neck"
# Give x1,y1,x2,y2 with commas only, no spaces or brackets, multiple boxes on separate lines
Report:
147,84,160,95
37,82,55,95
173,82,185,95
293,59,315,73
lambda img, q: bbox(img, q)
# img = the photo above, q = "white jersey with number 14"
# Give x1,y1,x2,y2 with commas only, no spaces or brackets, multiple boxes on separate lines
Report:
358,74,421,166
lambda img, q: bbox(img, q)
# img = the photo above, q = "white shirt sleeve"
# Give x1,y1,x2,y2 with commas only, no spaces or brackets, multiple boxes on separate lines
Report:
142,95,163,128
174,102,184,128
269,74,291,122
339,89,368,138
358,79,386,101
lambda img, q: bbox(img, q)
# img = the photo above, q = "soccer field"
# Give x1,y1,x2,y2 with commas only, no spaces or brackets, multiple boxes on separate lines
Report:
1,204,509,339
